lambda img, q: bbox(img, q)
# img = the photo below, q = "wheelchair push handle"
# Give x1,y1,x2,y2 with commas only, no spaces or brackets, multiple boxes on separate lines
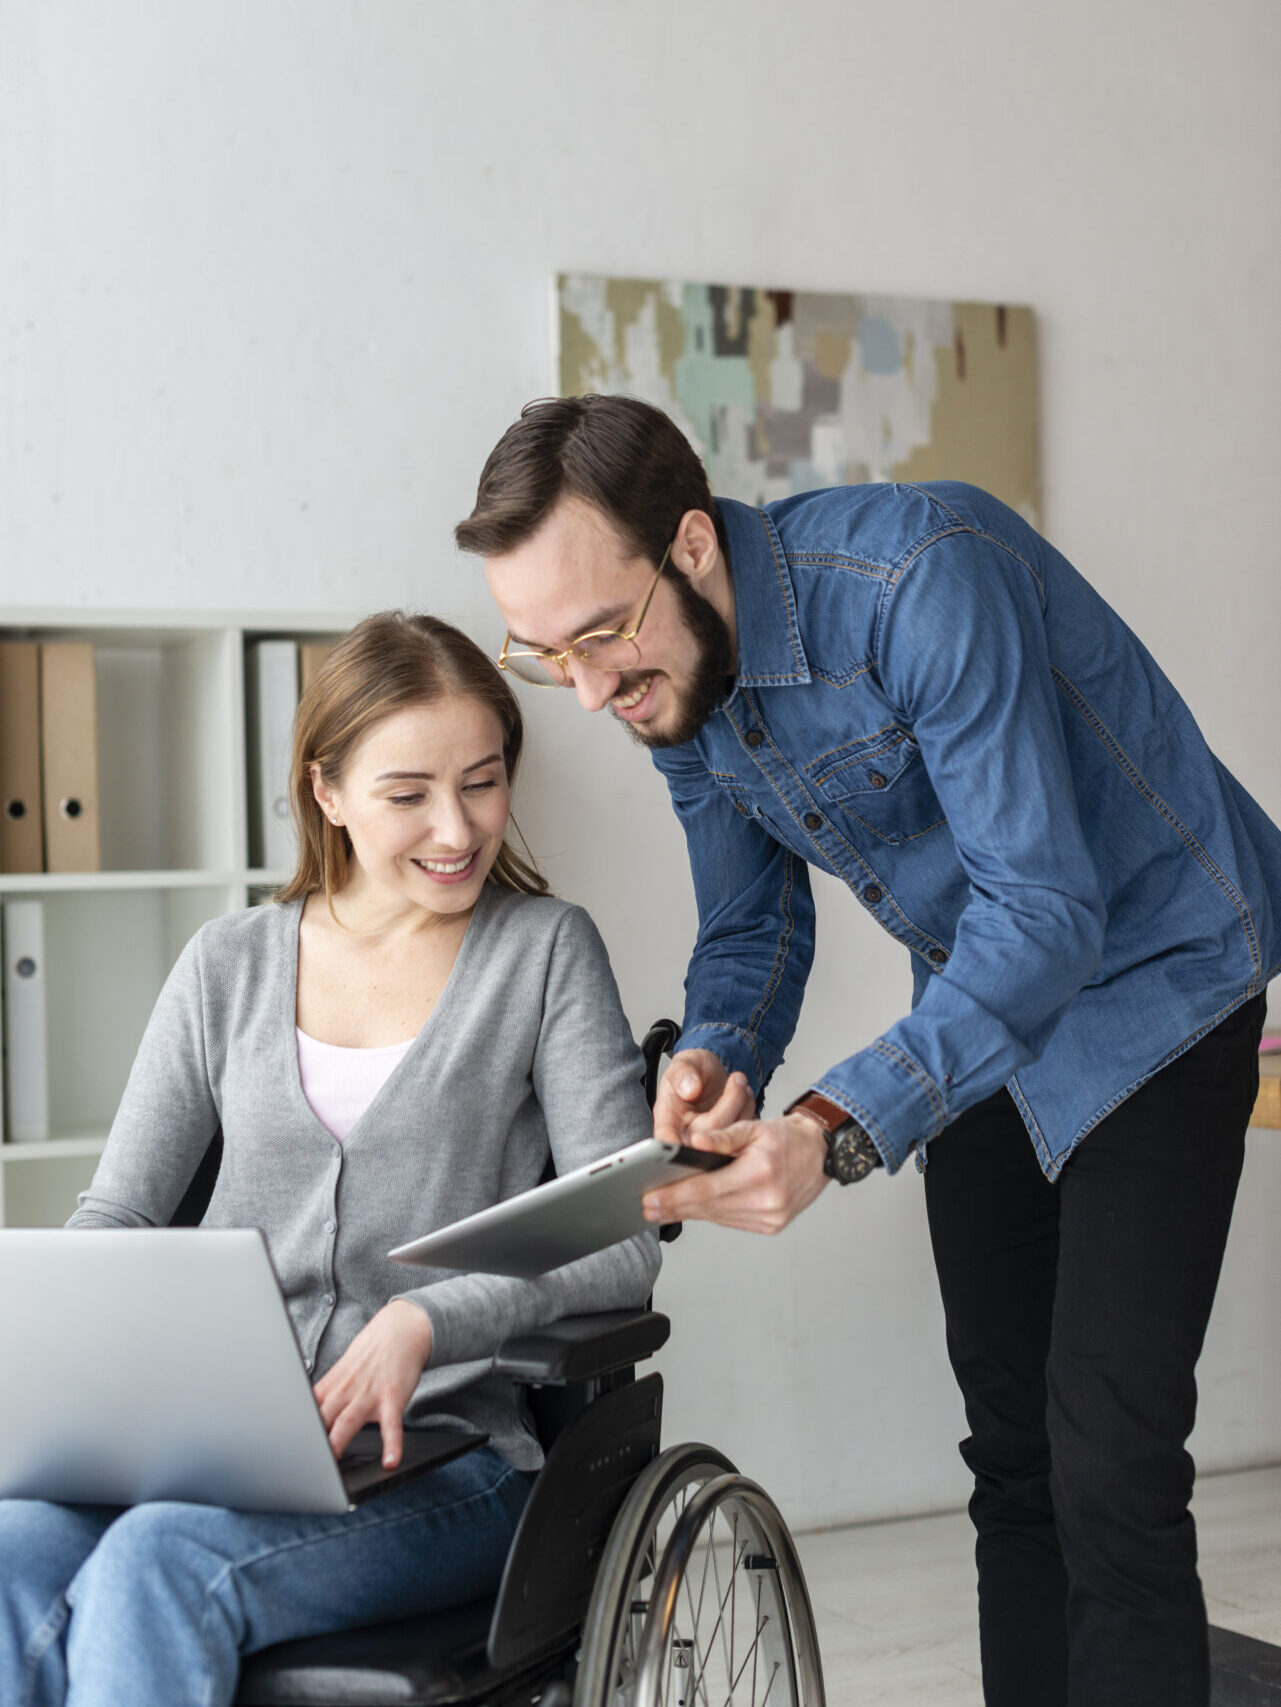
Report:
640,1018,681,1110
638,1018,685,1246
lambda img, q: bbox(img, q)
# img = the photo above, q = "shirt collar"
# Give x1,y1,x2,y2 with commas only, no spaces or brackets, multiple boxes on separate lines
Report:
718,497,812,687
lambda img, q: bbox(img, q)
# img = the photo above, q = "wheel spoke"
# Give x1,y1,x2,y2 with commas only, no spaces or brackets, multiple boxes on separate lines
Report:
684,1532,748,1706
678,1574,714,1707
725,1611,771,1702
725,1512,740,1691
704,1517,746,1695
748,1573,766,1706
687,1507,717,1648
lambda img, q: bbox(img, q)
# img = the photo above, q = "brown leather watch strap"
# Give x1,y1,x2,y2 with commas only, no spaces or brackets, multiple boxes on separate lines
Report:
783,1091,854,1136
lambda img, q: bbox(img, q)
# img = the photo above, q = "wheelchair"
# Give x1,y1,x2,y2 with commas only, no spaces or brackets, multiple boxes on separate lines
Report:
176,1021,827,1707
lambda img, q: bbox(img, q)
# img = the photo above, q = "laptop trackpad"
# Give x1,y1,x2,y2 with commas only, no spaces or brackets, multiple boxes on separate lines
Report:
339,1424,489,1505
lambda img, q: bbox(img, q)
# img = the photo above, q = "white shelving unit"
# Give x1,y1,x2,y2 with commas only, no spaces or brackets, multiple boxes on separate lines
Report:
0,609,352,1227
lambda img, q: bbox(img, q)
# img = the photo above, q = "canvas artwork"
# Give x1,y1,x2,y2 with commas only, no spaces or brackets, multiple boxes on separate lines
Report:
556,273,1040,526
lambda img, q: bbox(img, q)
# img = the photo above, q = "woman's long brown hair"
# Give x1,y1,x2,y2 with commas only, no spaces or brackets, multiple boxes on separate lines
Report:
275,611,548,908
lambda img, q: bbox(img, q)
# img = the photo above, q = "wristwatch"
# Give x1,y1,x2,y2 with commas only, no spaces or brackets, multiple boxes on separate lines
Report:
784,1091,883,1185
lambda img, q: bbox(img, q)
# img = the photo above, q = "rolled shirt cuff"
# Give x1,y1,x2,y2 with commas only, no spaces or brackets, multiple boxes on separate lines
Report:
674,1022,767,1095
811,1036,952,1174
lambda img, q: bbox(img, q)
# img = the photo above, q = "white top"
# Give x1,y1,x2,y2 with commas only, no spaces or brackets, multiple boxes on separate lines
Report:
295,1028,416,1142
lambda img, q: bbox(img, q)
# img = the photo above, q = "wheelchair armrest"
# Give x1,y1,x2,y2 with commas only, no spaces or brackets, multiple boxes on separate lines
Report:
493,1310,670,1385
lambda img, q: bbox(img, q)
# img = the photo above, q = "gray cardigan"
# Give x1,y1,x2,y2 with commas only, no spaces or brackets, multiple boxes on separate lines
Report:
69,885,661,1469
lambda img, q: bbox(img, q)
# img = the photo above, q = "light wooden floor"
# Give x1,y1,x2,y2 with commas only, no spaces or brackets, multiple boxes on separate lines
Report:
792,1462,1281,1704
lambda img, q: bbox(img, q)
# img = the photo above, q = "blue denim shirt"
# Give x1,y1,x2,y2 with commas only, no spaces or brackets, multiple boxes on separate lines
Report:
652,483,1281,1178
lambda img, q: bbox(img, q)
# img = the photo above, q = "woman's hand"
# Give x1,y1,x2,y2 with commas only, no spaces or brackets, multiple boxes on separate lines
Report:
313,1298,433,1468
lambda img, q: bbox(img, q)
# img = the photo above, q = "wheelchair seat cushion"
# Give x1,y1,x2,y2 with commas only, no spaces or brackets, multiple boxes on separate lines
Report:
235,1594,570,1706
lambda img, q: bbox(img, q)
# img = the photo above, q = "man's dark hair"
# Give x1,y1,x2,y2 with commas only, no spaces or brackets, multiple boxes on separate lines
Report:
455,394,724,565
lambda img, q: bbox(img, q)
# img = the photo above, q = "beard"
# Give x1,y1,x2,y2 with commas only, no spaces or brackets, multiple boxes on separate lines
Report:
611,568,737,750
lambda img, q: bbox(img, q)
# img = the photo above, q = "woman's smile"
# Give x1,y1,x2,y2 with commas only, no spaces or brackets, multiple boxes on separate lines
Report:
411,850,480,883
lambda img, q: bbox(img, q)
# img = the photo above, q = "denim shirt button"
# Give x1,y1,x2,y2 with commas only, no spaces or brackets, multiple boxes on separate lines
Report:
803,812,822,831
865,885,883,905
745,729,764,748
929,947,948,964
869,771,887,789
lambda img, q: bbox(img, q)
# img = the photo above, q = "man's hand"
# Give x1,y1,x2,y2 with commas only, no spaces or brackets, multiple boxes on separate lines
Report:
313,1298,433,1468
653,1050,756,1147
642,1110,830,1235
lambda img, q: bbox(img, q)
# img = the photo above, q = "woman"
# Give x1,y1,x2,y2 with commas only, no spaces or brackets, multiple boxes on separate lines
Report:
0,612,660,1707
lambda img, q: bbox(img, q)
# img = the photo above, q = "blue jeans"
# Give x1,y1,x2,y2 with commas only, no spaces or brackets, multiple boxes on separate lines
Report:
0,1446,531,1707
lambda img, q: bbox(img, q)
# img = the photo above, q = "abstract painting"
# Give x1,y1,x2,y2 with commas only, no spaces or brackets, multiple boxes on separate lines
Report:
556,273,1040,524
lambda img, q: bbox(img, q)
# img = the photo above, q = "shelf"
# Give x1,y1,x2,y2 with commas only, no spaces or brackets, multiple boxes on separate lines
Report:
0,870,251,894
1,608,364,640
0,608,347,1226
1,1136,108,1161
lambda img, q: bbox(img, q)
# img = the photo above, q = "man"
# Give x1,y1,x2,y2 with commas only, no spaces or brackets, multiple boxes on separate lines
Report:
456,393,1280,1707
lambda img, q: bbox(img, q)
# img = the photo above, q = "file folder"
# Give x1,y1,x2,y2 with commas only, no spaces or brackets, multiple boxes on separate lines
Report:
246,641,299,871
0,641,44,872
299,642,334,696
3,900,49,1142
40,642,101,873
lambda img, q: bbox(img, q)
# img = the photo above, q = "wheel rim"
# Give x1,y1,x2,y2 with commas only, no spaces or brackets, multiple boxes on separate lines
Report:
633,1475,825,1707
574,1444,737,1707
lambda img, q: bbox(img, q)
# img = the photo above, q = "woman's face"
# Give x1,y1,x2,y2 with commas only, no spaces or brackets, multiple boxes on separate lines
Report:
314,696,512,923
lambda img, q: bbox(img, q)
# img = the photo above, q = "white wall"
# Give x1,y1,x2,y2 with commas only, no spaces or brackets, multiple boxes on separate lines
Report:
4,0,1280,1528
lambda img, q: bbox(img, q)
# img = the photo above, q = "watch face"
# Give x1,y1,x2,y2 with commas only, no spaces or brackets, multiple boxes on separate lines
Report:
832,1129,879,1184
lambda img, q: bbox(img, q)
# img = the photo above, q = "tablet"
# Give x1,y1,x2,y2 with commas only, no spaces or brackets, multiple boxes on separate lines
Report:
387,1138,731,1278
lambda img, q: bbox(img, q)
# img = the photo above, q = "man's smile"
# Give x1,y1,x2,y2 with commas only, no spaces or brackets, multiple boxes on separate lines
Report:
610,674,659,720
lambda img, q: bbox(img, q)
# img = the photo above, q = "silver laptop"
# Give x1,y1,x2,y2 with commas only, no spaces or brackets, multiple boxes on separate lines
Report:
389,1137,730,1279
0,1228,484,1514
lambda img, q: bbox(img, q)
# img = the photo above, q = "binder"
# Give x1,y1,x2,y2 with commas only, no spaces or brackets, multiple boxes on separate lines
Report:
40,642,101,873
246,641,299,870
299,642,334,696
0,641,44,872
3,900,49,1142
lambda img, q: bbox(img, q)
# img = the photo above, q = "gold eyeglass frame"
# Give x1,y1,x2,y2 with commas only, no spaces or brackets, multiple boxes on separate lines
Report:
497,542,672,687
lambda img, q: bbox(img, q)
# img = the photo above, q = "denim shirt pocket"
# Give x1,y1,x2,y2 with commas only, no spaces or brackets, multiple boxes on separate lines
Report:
805,729,946,844
708,769,794,842
708,770,756,816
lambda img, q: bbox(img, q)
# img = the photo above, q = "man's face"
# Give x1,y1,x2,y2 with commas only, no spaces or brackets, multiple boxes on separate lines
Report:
484,497,735,750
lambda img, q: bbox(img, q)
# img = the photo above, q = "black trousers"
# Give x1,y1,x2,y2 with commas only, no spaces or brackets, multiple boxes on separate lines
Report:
924,995,1265,1707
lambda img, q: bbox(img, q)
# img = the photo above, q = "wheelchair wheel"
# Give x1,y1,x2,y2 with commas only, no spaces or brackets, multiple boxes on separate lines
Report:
632,1474,826,1707
574,1441,736,1707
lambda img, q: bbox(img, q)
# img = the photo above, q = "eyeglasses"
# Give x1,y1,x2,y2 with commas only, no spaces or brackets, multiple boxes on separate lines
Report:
497,543,671,687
